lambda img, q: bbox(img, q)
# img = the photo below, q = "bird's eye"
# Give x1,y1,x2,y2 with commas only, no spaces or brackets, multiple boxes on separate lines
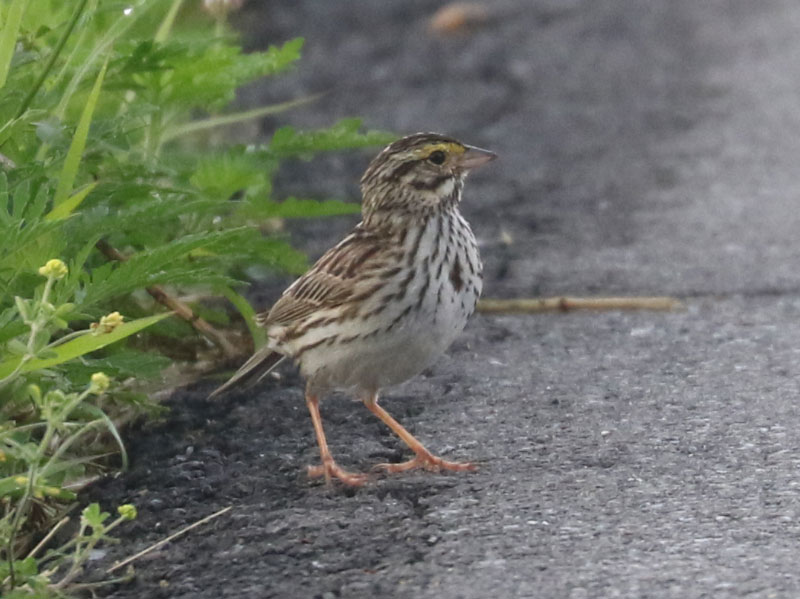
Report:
428,150,446,165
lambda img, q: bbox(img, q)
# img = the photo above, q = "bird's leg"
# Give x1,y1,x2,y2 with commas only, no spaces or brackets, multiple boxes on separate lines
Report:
363,392,476,474
305,391,367,486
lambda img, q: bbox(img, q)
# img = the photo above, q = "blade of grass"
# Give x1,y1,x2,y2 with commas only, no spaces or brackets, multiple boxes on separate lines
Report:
154,0,184,43
0,0,28,89
53,0,156,120
46,181,97,221
0,312,173,378
36,0,156,162
160,95,321,144
42,418,125,474
79,404,129,469
53,59,107,208
49,0,99,96
14,0,90,118
218,285,266,350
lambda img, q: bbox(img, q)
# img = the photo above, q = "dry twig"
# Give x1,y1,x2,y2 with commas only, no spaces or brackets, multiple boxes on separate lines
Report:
95,239,239,359
477,296,683,314
106,506,232,574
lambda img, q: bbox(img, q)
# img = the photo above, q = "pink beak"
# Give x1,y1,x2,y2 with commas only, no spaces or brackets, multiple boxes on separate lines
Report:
456,145,497,170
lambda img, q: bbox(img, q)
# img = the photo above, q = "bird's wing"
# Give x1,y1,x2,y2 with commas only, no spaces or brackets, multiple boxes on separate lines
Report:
257,225,388,328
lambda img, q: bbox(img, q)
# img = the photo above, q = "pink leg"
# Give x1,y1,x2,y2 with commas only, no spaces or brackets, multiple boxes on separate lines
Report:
305,391,367,486
363,392,476,474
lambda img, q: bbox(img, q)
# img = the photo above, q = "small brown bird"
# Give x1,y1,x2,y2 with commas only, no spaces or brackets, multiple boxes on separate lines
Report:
212,133,496,486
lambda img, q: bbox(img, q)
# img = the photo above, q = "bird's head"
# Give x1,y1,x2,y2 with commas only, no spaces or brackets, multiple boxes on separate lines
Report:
360,133,496,222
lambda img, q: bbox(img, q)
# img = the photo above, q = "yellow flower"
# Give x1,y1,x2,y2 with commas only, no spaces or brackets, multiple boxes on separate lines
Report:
92,311,124,335
117,504,138,521
38,259,68,279
14,476,27,486
89,372,111,394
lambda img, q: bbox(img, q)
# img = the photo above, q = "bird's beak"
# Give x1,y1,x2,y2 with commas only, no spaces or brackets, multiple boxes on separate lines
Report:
456,145,497,170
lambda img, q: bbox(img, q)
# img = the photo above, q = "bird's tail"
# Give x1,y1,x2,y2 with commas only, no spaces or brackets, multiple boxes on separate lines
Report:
209,346,286,399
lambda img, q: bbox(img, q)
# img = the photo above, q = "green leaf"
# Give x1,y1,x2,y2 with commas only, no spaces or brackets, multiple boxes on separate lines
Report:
0,319,27,345
269,118,396,158
248,196,361,219
157,37,305,112
239,36,304,79
80,229,252,307
190,150,269,201
0,312,173,378
0,110,44,147
53,58,107,208
61,349,171,380
81,502,110,529
236,236,308,276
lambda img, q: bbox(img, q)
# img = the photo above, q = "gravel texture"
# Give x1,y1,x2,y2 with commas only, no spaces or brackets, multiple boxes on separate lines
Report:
93,1,800,597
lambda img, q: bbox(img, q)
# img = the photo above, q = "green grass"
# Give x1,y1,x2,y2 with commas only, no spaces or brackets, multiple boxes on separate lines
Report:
0,0,394,594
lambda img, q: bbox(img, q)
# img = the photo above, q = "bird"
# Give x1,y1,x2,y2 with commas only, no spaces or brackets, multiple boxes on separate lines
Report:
211,132,496,486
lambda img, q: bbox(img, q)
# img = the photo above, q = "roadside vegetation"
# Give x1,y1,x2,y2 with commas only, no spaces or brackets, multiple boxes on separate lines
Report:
0,0,392,595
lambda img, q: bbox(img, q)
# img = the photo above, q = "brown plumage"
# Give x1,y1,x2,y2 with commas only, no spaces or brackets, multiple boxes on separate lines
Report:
212,133,496,486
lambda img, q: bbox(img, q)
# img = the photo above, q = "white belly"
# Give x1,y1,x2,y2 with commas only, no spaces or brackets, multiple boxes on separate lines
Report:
294,214,482,394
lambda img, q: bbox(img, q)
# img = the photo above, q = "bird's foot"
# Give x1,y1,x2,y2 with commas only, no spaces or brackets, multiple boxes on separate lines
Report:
373,452,477,474
307,460,368,487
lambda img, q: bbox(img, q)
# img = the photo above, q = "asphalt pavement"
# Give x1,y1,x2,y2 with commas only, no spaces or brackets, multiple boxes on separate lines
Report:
97,1,800,597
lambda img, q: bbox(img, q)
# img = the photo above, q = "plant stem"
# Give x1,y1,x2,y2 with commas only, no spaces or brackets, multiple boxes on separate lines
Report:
5,412,58,588
146,105,163,160
0,276,55,389
48,329,90,347
3,276,72,588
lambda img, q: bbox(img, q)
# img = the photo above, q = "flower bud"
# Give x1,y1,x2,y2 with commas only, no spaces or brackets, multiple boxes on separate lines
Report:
89,372,111,394
92,311,124,335
117,504,138,521
38,259,68,279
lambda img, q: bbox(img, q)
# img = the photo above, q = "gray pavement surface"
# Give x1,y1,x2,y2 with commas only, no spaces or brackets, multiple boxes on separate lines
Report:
96,1,800,597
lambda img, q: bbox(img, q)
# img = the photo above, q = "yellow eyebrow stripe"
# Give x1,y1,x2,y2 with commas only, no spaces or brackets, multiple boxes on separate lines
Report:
417,142,465,159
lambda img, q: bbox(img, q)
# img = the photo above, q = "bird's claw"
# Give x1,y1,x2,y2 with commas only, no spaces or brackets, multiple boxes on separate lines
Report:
373,454,477,474
307,461,368,487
